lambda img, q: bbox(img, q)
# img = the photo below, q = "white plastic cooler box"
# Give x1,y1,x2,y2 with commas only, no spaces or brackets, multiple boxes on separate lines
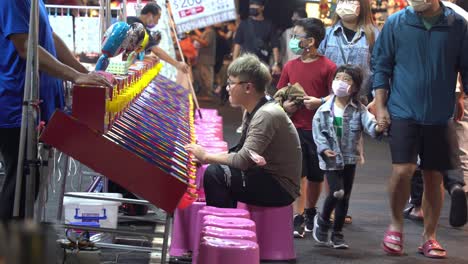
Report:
63,192,122,229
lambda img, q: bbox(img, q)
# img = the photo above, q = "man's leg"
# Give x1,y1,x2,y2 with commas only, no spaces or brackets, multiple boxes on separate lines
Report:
421,170,446,256
303,132,324,232
388,164,417,233
455,97,468,193
404,169,424,220
203,164,238,208
0,128,21,220
443,169,467,227
384,119,419,253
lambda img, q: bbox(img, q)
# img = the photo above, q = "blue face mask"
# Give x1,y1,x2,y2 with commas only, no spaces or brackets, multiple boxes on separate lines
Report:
288,38,303,55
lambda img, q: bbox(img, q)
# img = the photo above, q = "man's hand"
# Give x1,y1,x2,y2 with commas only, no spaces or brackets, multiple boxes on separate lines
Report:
74,72,113,88
283,99,298,114
176,61,190,74
185,144,208,164
303,96,322,111
376,105,391,132
323,149,337,158
271,64,281,75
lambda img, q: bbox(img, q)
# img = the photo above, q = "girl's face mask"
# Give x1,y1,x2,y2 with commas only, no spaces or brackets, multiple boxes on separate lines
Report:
332,80,351,97
336,1,360,22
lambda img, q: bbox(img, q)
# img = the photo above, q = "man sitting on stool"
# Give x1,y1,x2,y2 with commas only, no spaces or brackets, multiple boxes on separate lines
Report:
185,54,302,208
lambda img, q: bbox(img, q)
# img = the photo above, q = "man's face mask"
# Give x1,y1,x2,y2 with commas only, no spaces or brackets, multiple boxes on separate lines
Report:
249,7,260,17
408,0,432,12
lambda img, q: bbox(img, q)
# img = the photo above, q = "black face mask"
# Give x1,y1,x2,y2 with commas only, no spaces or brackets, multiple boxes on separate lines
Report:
249,8,260,17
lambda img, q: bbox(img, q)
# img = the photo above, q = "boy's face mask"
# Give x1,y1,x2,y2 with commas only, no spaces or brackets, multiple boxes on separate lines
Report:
288,38,303,55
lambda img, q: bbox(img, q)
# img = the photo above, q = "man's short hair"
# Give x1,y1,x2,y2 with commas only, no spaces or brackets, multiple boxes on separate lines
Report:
141,2,161,16
227,54,271,94
250,0,265,6
294,8,308,19
294,18,325,49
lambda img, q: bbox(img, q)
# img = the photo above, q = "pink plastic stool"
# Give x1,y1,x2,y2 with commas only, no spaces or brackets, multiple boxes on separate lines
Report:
169,201,206,257
201,226,257,242
202,215,256,233
192,208,251,263
247,204,296,261
197,237,260,264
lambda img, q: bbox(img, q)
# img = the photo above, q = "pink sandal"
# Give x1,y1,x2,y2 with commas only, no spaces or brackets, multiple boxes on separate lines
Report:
382,229,404,255
418,240,447,259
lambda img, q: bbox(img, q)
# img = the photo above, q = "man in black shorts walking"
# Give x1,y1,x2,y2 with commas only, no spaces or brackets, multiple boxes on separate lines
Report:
372,0,468,258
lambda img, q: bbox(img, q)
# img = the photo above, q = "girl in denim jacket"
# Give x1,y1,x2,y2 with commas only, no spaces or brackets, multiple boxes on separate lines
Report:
311,64,384,248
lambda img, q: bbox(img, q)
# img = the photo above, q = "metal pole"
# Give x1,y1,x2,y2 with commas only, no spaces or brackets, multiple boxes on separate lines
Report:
106,0,112,29
122,0,128,23
13,0,40,219
56,154,70,222
161,214,172,264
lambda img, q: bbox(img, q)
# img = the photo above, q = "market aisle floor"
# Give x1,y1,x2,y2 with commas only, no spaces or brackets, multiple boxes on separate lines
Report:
203,98,468,264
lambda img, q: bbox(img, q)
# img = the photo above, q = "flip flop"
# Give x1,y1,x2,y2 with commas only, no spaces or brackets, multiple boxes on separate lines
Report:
382,229,403,255
418,239,447,259
403,205,423,222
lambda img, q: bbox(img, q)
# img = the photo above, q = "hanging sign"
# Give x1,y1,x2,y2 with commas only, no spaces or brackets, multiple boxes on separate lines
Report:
169,0,236,33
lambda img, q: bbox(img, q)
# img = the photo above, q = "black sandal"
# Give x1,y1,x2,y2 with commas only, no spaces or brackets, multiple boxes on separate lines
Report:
403,205,423,222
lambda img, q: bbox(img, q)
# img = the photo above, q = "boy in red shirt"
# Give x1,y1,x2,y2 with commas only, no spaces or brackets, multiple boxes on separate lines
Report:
277,17,336,237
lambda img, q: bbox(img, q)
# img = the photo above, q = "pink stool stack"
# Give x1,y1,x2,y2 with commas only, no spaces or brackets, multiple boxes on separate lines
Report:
201,226,257,242
170,201,206,257
247,204,296,261
197,237,260,264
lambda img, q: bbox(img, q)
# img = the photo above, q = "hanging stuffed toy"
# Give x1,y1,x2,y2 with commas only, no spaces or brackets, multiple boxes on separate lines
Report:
95,22,131,71
319,0,330,20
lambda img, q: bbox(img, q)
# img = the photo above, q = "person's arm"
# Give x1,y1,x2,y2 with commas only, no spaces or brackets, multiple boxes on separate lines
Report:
53,32,88,73
232,22,245,59
9,33,111,87
459,22,468,95
360,105,381,138
190,33,209,47
232,43,241,59
312,110,331,155
227,111,277,170
371,17,395,129
151,46,189,73
270,26,281,74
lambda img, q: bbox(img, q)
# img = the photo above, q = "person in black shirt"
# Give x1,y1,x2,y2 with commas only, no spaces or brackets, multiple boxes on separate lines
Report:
233,0,281,75
126,2,189,73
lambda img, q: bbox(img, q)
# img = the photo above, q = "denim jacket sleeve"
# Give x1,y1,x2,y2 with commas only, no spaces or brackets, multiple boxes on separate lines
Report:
371,16,396,91
312,111,331,154
359,104,379,138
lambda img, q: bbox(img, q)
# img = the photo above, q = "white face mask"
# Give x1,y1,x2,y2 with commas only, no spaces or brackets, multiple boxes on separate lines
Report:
336,2,360,21
408,0,432,12
332,80,351,97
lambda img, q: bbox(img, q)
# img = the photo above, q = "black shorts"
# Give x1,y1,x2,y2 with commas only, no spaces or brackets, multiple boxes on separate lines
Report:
388,119,460,171
296,128,324,182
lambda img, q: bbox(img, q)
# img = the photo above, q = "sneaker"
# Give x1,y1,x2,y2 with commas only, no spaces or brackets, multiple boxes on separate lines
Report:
312,214,330,245
449,185,467,227
304,207,317,232
331,232,349,249
293,214,305,238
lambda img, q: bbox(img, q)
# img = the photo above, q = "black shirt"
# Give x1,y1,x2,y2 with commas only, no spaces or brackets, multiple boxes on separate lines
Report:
234,18,279,63
342,26,357,43
126,16,157,51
